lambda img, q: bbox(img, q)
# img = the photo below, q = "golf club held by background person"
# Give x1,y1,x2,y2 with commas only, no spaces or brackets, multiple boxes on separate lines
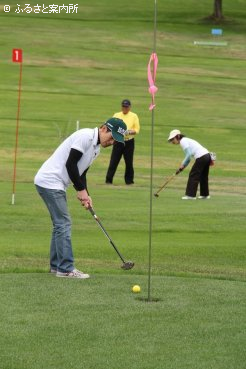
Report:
154,168,183,198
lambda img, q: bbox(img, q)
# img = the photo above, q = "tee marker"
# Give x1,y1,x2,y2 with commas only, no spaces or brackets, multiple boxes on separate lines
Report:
12,49,23,205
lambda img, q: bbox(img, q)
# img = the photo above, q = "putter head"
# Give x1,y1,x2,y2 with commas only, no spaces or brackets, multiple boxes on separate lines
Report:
154,193,159,197
121,261,134,270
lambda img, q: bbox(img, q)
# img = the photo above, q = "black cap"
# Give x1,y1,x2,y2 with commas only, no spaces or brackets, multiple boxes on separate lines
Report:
121,99,131,107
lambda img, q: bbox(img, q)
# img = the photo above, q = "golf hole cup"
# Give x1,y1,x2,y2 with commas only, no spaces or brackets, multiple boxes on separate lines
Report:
132,285,141,293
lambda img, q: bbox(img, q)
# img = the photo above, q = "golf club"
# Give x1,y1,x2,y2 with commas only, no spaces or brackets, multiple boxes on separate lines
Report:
154,170,181,197
88,207,134,270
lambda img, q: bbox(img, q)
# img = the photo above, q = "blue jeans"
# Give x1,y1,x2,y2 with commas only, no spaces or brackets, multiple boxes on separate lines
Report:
36,185,74,272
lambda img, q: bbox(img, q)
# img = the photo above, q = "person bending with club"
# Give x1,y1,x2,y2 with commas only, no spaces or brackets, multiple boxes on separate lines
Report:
168,129,212,200
34,118,127,279
105,99,140,185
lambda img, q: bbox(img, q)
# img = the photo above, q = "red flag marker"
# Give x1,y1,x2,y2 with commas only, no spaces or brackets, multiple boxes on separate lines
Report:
12,49,23,205
12,48,23,63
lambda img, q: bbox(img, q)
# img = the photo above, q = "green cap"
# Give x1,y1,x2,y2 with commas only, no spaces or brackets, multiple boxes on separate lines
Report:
105,118,127,144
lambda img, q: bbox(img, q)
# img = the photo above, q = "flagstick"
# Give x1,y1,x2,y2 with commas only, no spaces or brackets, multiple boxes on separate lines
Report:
148,0,157,302
12,60,23,205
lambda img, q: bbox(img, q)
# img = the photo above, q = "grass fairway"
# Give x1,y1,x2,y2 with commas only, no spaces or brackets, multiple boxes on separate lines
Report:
0,0,246,368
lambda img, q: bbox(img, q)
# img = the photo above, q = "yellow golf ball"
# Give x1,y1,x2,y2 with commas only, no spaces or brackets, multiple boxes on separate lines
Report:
132,285,141,293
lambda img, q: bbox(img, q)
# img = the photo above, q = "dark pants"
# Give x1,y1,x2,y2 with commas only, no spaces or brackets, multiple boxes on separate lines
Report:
186,153,211,197
106,139,135,184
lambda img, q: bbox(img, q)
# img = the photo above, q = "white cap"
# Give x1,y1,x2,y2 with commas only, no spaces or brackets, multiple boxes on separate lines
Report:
167,129,181,141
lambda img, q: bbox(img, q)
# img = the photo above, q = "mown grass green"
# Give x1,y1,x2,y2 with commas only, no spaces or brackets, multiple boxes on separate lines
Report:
0,0,246,368
0,274,246,369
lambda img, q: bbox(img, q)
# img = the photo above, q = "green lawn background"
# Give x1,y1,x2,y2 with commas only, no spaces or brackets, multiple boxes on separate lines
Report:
0,0,245,279
0,1,246,368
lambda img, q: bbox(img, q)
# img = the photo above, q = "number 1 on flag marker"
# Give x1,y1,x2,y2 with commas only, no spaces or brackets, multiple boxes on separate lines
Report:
12,48,23,63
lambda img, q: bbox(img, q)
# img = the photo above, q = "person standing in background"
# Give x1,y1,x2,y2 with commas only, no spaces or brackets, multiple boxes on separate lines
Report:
105,99,140,185
168,129,212,200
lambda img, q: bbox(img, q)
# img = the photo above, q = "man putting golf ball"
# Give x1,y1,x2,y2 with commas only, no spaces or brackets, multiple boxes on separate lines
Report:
34,118,127,279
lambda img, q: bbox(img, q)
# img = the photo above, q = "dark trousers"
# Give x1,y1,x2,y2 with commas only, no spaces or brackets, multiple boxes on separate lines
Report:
186,153,211,197
106,139,135,184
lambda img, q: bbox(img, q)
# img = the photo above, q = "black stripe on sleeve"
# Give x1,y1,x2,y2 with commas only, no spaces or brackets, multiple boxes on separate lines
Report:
66,148,89,191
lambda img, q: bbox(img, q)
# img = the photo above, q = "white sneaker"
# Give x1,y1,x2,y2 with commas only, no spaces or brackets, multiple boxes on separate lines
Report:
56,269,90,279
50,268,57,274
182,196,196,200
198,196,210,199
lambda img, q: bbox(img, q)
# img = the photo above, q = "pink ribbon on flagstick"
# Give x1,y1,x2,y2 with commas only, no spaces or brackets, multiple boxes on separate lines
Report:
147,52,158,110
